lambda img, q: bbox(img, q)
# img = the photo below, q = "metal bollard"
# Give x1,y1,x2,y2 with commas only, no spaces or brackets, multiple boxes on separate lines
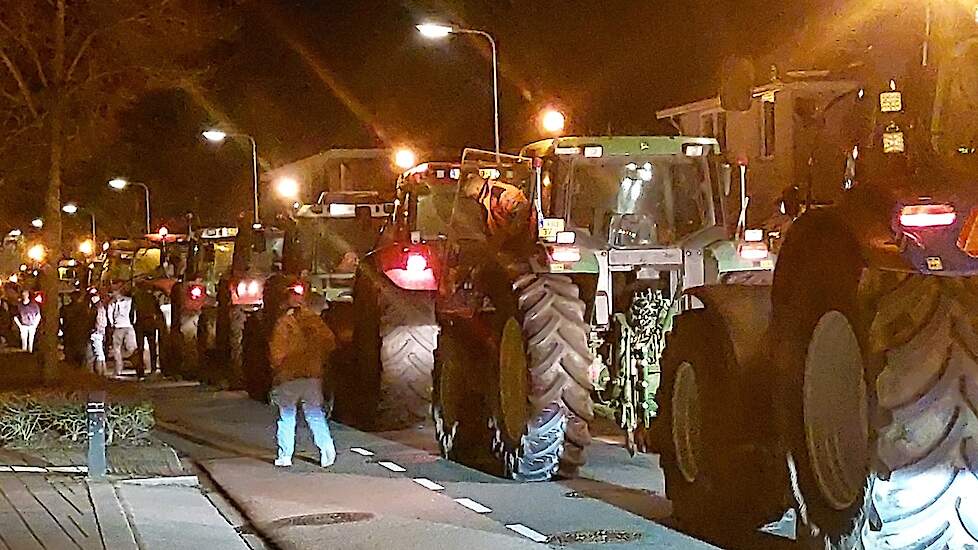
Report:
87,391,107,479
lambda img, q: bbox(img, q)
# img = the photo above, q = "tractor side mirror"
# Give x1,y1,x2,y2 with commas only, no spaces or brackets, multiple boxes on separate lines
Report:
720,56,755,112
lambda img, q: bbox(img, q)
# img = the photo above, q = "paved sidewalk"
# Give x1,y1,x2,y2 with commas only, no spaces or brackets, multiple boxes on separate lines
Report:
0,472,249,550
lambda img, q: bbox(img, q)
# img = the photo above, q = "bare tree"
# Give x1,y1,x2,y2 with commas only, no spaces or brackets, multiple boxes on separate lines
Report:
0,0,238,380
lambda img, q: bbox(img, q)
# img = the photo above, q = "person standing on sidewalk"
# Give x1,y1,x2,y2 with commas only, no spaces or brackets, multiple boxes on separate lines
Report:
14,290,40,352
133,286,163,378
107,287,137,376
268,280,337,468
89,291,108,376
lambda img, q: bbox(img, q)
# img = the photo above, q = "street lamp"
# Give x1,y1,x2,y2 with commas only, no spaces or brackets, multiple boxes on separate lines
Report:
62,202,97,243
417,22,501,162
274,177,300,201
31,218,43,229
27,243,46,263
78,239,95,256
8,229,22,237
203,128,260,226
540,108,566,136
394,148,417,169
107,178,151,234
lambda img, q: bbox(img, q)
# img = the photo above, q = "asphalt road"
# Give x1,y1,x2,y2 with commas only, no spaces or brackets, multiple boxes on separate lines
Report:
147,383,724,550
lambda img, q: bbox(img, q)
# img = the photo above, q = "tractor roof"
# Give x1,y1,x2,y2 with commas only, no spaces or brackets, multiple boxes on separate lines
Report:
520,136,720,158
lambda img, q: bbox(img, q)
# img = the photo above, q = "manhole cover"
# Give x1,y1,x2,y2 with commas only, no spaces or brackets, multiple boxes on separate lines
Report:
261,512,374,531
548,530,643,545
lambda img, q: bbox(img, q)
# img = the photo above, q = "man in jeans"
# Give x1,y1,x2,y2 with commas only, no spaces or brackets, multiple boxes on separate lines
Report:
268,281,337,467
107,287,137,376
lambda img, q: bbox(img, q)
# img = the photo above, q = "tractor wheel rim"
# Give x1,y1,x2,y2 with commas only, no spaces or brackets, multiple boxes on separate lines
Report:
803,310,870,510
499,317,529,445
672,361,702,483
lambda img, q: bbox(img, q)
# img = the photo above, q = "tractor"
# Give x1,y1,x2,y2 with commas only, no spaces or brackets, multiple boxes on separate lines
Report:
346,142,769,480
332,162,457,430
652,4,978,549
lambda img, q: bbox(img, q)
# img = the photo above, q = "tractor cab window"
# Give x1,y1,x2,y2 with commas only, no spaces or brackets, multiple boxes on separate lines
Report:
553,154,716,248
295,208,383,274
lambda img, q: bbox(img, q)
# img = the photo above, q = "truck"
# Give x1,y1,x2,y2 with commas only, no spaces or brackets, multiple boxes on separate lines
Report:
651,4,978,548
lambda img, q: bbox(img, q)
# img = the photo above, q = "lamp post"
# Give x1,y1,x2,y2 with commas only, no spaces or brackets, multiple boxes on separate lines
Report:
108,179,151,234
203,129,261,227
417,23,500,163
62,203,97,243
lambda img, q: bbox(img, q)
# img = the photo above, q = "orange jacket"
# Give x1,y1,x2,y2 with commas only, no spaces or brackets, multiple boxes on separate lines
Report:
268,306,336,385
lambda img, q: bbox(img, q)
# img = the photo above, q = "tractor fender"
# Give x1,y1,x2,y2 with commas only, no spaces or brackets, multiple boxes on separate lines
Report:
686,284,772,375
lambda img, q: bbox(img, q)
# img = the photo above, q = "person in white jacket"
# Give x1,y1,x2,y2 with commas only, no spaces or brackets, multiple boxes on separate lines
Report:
89,292,108,376
107,289,137,376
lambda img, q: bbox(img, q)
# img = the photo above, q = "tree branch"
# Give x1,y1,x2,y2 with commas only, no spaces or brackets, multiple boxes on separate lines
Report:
0,46,38,118
0,14,49,88
65,30,95,83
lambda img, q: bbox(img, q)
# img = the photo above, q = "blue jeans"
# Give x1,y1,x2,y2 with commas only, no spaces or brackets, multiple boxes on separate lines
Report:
270,378,336,463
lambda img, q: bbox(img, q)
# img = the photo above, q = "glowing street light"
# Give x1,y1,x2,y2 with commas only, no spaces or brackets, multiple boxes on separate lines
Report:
107,178,151,234
202,129,228,142
202,128,260,226
8,229,22,237
78,239,95,256
31,218,43,229
416,23,453,38
27,244,46,263
540,108,566,135
158,226,169,238
394,148,417,169
417,22,500,162
274,177,300,200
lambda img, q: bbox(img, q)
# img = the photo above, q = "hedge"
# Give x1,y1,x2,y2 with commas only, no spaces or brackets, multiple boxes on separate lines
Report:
0,391,154,446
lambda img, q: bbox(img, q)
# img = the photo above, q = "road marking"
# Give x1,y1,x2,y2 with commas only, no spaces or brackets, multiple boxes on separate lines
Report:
454,498,492,514
378,461,406,472
11,466,47,473
47,466,88,474
349,447,374,456
412,478,444,491
506,523,549,543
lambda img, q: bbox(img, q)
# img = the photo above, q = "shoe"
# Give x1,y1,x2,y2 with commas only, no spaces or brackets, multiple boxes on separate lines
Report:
274,457,292,467
320,454,335,468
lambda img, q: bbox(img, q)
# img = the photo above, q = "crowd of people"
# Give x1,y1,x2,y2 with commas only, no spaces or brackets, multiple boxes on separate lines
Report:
0,281,165,379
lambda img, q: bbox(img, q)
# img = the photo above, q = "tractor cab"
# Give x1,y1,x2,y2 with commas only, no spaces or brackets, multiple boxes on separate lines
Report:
291,191,391,307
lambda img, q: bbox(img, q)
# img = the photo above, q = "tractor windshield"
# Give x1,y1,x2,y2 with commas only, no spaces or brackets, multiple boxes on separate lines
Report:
546,154,716,247
296,208,384,274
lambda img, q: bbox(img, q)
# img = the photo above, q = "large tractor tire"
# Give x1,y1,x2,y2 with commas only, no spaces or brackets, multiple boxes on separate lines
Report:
334,274,437,431
477,270,594,481
770,211,978,549
655,307,785,548
432,319,494,469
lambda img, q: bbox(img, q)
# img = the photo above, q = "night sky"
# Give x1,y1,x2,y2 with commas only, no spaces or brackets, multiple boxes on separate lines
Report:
50,0,825,238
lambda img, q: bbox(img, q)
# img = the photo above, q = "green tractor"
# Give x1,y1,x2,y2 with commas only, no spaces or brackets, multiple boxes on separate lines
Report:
652,6,978,550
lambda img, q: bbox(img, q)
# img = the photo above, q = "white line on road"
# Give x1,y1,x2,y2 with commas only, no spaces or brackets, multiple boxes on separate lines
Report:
11,466,47,473
349,447,374,456
412,478,444,491
454,498,492,514
378,461,407,472
506,523,549,543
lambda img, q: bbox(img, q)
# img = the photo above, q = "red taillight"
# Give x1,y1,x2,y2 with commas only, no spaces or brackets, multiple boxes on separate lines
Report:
189,285,204,300
380,245,437,291
233,279,263,305
899,204,956,228
405,253,427,273
291,283,305,296
34,293,43,304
